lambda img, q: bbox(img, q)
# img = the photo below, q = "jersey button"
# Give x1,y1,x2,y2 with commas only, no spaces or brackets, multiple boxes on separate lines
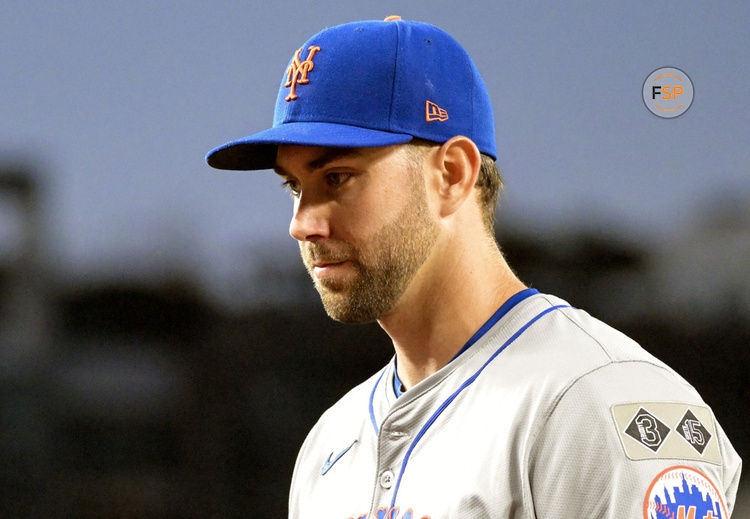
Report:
379,470,395,489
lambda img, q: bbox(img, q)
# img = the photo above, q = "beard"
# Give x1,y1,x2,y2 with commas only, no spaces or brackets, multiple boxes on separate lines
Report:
300,173,438,323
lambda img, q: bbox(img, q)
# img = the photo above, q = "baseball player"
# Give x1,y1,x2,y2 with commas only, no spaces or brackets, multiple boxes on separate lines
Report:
206,16,742,519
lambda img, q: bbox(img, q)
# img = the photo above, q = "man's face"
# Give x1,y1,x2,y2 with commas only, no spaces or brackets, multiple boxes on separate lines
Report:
275,143,438,323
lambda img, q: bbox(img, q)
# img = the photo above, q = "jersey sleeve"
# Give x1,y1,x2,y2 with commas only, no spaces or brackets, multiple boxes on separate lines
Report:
525,360,742,518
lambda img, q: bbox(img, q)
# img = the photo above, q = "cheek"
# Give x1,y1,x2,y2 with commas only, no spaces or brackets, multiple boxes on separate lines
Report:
335,161,418,241
330,203,373,242
338,191,404,242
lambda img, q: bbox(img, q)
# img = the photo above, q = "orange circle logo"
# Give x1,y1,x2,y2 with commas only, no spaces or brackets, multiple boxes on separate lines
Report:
642,67,694,118
643,466,727,519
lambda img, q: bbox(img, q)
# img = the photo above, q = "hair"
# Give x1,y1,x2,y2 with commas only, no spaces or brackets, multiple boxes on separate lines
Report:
407,138,503,234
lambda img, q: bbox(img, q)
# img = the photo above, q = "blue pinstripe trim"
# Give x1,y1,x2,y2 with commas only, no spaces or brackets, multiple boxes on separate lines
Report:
369,368,387,436
392,289,539,399
388,303,570,508
449,288,539,363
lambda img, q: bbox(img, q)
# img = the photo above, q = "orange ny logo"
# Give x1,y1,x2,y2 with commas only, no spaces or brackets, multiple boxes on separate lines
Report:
285,45,321,101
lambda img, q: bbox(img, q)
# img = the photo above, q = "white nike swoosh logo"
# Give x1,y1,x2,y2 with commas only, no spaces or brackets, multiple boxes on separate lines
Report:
320,440,357,476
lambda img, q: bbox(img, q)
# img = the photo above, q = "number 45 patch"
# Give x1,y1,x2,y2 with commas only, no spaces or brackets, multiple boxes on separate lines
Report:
611,403,722,464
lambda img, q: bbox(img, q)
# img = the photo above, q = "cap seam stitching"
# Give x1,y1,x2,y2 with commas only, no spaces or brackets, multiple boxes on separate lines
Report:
388,22,401,132
470,55,475,143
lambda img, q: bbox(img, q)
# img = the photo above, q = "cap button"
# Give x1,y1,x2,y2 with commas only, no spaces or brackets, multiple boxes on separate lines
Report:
383,15,402,21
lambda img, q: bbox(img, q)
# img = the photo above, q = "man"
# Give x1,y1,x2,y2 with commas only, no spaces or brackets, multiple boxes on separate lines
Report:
207,16,742,519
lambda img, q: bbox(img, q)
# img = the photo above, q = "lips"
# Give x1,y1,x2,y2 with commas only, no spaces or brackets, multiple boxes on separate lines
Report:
313,260,346,268
304,244,356,280
312,260,351,279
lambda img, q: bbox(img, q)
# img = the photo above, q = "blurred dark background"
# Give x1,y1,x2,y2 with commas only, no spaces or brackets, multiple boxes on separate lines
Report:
2,2,749,517
0,162,747,517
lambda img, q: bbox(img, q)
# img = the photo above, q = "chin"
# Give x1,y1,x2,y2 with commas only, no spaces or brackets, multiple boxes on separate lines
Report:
319,294,382,324
322,305,376,324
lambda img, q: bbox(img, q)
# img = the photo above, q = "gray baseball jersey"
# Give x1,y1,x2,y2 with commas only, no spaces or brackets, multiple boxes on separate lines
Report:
289,290,742,518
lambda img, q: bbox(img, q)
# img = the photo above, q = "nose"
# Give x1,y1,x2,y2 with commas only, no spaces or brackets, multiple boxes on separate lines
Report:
289,194,331,242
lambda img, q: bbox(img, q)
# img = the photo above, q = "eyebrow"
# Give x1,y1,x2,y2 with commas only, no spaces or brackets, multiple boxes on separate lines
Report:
308,147,362,171
274,147,363,177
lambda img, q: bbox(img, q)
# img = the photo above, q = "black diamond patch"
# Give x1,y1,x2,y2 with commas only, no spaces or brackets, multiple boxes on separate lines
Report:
624,408,671,452
677,409,712,454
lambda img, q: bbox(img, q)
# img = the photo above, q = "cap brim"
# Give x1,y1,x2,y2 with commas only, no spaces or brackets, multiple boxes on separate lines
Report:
206,122,414,171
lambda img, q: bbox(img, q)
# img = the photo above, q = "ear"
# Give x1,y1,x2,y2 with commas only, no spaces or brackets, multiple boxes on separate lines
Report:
434,136,481,218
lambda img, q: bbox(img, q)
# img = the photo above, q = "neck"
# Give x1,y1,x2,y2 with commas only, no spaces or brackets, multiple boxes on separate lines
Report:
378,233,526,390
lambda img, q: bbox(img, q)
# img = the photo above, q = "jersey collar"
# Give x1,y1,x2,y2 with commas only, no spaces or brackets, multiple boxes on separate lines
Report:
391,288,540,398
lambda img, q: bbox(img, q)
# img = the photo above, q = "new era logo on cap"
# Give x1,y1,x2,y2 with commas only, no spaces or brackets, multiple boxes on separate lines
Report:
425,101,448,122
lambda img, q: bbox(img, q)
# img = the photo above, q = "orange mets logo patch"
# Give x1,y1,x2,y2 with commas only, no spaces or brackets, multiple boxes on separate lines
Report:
285,45,321,101
425,101,448,122
643,465,726,519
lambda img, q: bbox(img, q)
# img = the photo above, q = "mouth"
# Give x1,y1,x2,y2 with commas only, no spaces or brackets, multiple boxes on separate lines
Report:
312,260,351,279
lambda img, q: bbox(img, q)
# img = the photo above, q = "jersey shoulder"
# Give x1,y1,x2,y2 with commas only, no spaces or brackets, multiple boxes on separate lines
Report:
525,359,742,518
530,293,692,390
522,295,742,517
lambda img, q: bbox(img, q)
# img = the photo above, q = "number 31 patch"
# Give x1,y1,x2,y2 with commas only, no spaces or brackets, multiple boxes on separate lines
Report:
611,403,722,464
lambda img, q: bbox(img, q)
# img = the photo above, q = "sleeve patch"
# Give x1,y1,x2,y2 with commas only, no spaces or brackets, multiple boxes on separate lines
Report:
643,465,727,519
611,402,722,464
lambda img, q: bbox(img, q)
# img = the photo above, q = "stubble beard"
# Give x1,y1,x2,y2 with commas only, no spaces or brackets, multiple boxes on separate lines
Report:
301,173,438,323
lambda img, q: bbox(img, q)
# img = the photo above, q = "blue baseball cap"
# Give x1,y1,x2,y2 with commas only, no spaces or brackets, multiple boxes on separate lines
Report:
206,16,496,171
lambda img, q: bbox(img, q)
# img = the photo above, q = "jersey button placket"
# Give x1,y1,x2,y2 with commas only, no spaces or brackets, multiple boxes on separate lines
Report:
379,469,395,489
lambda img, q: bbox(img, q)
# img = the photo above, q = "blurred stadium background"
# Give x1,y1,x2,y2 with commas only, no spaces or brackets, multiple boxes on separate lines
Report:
1,2,748,517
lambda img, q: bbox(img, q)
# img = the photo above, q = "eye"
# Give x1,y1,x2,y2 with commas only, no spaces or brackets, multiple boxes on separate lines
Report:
326,171,352,187
281,179,300,198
